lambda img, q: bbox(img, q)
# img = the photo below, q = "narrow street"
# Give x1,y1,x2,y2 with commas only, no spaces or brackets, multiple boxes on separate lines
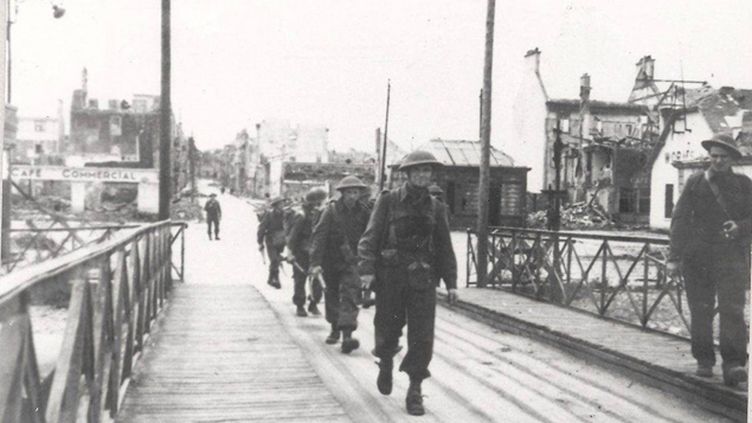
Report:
177,184,734,422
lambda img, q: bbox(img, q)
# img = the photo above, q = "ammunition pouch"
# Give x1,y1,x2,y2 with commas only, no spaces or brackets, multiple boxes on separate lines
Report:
407,260,432,291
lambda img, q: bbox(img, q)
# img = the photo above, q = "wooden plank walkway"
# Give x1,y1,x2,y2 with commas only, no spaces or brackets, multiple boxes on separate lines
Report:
116,284,349,423
443,287,747,419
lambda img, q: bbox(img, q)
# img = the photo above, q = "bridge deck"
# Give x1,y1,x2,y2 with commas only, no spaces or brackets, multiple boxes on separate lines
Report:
443,286,748,417
116,284,348,423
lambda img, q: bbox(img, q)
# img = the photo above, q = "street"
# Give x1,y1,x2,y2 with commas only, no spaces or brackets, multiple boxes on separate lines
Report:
183,183,733,422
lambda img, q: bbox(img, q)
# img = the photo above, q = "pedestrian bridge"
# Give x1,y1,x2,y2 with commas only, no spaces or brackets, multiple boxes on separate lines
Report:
0,207,747,422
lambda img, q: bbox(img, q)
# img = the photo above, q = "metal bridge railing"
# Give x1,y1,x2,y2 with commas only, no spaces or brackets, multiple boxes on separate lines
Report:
0,220,187,423
466,226,691,338
4,222,142,274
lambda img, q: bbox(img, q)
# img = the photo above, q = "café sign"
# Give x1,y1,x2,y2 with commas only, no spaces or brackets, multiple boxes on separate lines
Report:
10,165,158,184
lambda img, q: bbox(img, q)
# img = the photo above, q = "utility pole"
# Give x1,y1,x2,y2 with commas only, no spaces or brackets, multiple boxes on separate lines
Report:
0,0,7,262
477,0,495,288
379,80,391,191
159,0,171,220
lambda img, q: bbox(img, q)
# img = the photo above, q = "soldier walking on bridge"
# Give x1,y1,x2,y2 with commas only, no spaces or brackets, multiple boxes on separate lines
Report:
258,197,286,289
667,133,751,388
310,176,371,354
204,193,222,240
286,188,328,317
358,150,458,416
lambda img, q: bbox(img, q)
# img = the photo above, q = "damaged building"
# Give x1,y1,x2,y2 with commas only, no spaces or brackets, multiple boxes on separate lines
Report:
513,48,659,224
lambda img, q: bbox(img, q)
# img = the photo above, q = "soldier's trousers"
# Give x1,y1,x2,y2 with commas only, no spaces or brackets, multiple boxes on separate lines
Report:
683,243,749,370
323,266,360,331
373,267,436,381
292,255,322,307
206,217,219,238
265,242,284,283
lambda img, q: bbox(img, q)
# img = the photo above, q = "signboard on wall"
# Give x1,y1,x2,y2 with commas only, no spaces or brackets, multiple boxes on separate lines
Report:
10,165,158,184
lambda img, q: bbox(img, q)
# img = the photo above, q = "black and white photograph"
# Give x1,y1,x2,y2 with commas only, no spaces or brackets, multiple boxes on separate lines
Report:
0,0,750,421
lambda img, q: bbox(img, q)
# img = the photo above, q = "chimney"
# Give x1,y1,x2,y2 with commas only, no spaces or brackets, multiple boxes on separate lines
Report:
88,99,99,109
108,99,119,110
580,73,591,103
635,55,655,81
524,48,541,74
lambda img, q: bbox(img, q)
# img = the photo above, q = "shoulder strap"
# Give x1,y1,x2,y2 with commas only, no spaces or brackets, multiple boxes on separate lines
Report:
704,170,732,220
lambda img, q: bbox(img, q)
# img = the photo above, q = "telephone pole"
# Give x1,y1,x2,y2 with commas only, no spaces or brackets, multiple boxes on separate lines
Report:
476,0,495,288
159,0,171,220
0,0,7,261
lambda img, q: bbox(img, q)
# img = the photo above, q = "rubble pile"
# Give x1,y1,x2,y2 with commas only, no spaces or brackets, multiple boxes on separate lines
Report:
171,197,204,221
527,201,617,229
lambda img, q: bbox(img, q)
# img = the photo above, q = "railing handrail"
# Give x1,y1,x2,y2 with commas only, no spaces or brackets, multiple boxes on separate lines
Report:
0,220,187,306
8,224,142,233
467,226,670,244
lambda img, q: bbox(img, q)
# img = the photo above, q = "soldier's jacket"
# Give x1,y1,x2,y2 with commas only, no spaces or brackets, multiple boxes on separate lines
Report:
358,184,457,289
204,199,221,219
310,198,370,271
670,169,752,261
257,208,286,248
287,207,320,259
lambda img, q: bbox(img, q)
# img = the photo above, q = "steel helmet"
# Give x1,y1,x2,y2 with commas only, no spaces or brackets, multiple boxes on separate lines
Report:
399,150,443,171
336,175,367,191
270,197,285,206
305,187,328,204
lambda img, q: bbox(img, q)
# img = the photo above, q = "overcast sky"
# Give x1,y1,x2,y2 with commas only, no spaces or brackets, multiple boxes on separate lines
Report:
11,0,752,153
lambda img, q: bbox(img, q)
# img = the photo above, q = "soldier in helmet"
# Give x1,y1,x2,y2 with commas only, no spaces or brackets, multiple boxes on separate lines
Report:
257,197,286,289
358,150,458,416
310,175,371,353
286,188,328,317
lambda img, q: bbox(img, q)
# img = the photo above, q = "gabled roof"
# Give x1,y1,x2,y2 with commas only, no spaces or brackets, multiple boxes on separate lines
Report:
397,139,515,167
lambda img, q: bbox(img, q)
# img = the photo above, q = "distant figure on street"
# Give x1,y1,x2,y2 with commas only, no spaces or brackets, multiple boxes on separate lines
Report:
310,176,371,354
286,188,328,317
667,133,751,388
257,197,286,289
204,193,222,240
358,150,458,416
221,186,226,194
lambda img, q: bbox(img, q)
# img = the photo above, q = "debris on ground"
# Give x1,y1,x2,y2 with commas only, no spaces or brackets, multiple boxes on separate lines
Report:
527,201,618,229
171,196,204,221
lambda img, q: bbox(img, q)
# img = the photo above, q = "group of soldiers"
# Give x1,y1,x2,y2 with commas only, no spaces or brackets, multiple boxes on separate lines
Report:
256,150,458,416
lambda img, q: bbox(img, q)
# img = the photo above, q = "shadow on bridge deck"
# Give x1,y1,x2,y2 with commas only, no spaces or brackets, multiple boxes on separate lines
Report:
438,286,748,421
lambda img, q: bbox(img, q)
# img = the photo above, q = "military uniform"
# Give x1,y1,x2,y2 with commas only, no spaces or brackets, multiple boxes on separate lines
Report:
257,203,286,288
287,204,323,314
670,169,752,379
358,183,456,380
310,197,370,335
204,196,222,240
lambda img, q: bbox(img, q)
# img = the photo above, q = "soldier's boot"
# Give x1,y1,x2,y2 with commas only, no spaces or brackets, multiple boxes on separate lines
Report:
268,276,281,289
376,357,393,395
405,378,425,416
295,305,308,317
208,233,213,240
325,326,340,344
341,330,360,354
724,365,747,387
308,302,321,315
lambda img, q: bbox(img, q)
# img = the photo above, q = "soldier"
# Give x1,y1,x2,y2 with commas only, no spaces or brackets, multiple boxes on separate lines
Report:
358,150,458,416
286,188,328,317
667,133,751,387
310,176,371,354
257,197,286,289
204,193,222,240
